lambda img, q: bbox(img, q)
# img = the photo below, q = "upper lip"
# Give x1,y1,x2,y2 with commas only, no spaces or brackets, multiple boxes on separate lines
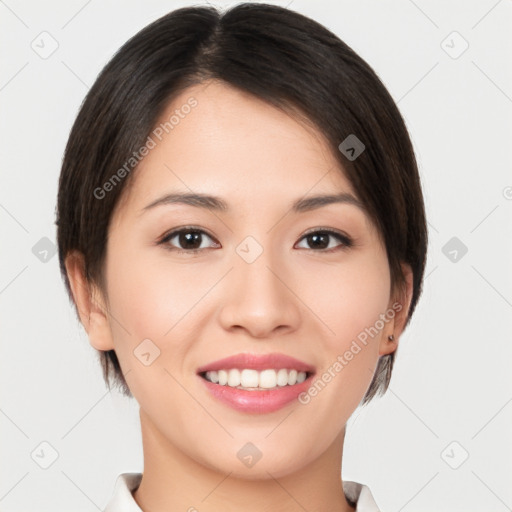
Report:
196,352,316,374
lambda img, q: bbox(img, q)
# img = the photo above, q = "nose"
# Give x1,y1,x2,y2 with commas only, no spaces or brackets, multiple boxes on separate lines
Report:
217,246,301,339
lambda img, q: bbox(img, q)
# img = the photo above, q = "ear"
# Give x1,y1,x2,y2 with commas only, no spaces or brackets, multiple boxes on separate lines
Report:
379,263,413,356
64,250,115,351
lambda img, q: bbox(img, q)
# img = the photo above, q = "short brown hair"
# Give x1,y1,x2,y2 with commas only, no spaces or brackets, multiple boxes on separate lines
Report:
56,3,428,404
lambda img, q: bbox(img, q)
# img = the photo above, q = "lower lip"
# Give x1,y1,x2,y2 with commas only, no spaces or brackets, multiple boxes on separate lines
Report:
198,374,314,414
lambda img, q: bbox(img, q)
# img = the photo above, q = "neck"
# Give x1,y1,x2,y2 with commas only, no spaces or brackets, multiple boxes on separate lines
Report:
133,407,355,512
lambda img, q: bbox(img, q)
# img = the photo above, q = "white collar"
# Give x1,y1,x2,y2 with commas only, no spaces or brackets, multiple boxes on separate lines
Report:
103,472,381,511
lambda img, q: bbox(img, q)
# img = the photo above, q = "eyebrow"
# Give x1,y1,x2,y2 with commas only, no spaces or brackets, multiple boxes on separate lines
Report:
142,191,366,214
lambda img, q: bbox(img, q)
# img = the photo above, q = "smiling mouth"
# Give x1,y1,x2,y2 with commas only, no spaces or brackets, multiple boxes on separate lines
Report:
199,368,313,391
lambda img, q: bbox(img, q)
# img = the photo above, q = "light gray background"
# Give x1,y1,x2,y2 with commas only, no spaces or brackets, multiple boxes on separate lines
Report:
1,1,511,511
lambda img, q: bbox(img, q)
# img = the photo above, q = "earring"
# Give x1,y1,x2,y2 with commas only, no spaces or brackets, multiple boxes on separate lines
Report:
388,334,395,341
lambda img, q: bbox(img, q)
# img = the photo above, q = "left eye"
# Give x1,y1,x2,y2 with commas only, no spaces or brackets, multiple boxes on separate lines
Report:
295,230,352,251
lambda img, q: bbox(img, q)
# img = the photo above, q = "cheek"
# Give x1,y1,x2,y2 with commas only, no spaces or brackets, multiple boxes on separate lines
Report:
102,244,208,406
308,250,391,345
299,249,391,408
104,225,178,326
103,240,219,363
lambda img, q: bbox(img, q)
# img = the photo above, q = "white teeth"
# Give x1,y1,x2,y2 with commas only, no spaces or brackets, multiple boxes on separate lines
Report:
240,369,259,388
296,371,306,383
203,368,309,389
259,369,276,389
276,368,289,387
218,370,228,385
227,368,241,387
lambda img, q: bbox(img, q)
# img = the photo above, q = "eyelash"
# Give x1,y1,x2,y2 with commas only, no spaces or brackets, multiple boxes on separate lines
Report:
157,226,354,254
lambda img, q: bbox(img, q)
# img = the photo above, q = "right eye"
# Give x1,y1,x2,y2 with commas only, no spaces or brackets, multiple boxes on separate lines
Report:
158,227,220,254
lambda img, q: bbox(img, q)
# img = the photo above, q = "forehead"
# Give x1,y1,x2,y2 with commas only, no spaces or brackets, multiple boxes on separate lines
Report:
117,80,362,218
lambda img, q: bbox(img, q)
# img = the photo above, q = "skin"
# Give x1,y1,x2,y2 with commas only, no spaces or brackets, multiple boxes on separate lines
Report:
66,80,413,512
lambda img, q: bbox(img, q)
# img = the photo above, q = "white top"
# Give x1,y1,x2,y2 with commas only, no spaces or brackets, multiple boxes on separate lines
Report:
103,472,382,511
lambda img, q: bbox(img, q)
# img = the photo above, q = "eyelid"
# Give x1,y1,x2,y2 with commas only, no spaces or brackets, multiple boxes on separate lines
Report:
297,227,353,249
157,225,219,248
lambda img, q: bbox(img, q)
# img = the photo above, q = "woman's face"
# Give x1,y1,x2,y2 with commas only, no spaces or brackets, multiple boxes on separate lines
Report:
86,80,409,478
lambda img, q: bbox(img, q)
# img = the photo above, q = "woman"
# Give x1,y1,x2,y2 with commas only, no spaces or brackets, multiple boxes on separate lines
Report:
56,3,427,511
